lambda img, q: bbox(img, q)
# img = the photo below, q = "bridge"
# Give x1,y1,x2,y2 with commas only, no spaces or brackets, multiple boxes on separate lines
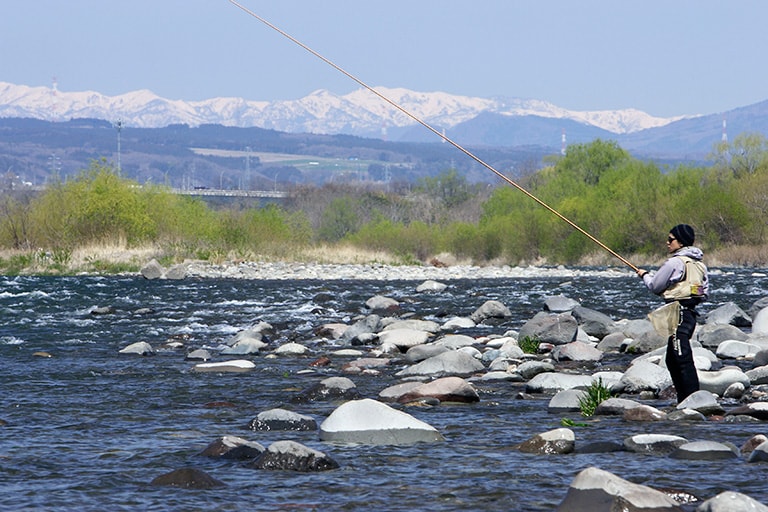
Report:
173,188,288,198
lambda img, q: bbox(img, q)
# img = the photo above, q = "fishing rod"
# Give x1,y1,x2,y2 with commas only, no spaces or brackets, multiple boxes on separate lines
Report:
227,0,639,273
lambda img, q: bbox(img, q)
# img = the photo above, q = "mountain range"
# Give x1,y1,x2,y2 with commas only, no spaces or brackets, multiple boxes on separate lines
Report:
1,81,767,188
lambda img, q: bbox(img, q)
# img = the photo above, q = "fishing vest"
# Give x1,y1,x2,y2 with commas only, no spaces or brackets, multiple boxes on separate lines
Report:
662,256,707,301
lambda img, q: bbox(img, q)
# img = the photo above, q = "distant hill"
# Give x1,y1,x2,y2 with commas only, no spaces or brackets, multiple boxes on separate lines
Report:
1,81,767,189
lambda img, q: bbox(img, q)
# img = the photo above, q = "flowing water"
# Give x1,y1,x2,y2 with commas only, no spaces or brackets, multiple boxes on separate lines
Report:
2,269,767,511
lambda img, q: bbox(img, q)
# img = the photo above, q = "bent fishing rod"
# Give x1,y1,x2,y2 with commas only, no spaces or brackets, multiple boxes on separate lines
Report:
227,0,639,273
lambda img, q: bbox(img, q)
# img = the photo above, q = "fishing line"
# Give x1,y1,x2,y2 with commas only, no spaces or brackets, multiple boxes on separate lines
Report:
227,0,639,272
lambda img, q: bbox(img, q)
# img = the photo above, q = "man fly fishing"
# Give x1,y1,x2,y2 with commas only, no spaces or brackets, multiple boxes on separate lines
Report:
636,224,709,403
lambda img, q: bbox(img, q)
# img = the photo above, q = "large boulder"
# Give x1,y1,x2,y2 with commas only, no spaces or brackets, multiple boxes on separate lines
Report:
570,306,617,339
319,398,444,445
705,302,752,327
518,312,578,346
556,466,683,511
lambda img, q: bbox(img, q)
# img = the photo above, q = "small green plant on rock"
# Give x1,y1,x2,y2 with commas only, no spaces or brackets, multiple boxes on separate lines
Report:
578,378,612,417
518,335,540,354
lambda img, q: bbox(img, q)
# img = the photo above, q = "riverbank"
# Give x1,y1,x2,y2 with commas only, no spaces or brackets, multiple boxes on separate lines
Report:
2,241,768,277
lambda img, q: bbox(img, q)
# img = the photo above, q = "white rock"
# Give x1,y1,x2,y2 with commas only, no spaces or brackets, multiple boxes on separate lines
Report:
319,398,444,445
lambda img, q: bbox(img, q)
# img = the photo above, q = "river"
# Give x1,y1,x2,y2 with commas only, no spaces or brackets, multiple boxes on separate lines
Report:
1,268,767,510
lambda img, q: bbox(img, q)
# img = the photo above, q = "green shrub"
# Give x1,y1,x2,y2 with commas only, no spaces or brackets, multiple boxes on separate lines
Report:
578,378,612,417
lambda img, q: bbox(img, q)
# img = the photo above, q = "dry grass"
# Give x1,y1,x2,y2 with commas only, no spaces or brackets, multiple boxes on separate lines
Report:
3,241,768,275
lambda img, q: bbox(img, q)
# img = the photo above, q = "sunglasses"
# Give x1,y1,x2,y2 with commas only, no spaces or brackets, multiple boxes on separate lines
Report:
667,236,677,243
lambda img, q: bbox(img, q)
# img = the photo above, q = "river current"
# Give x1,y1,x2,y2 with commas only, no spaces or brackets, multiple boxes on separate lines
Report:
2,268,767,511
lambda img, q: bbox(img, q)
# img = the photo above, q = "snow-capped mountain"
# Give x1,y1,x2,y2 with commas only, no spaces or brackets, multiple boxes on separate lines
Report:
0,81,687,138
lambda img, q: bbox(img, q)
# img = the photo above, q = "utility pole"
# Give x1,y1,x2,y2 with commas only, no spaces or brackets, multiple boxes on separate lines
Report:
114,118,123,175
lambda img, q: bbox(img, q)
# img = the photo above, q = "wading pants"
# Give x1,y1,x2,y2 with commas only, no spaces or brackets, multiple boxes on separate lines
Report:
666,306,700,402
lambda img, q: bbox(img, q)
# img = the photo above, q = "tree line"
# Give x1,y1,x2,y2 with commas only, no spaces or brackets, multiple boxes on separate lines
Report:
1,134,767,274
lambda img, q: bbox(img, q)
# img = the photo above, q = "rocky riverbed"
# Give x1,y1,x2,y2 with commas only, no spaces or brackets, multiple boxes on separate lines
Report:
3,265,768,510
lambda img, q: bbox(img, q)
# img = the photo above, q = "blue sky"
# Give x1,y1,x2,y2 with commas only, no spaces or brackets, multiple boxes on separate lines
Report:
3,1,767,117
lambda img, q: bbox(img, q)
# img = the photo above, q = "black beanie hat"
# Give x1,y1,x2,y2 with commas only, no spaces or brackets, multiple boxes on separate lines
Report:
670,224,695,246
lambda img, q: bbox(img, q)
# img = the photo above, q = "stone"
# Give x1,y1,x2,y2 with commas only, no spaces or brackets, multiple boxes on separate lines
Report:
747,440,768,463
544,295,580,312
185,348,211,361
365,294,399,312
727,402,768,421
118,341,154,356
556,466,684,511
593,397,643,416
140,259,164,280
248,408,317,431
404,344,450,363
548,389,586,413
192,360,255,372
319,398,444,445
150,467,225,489
741,434,768,456
164,264,187,280
382,318,441,333
622,404,666,422
696,323,749,349
199,435,265,460
705,301,752,327
553,341,603,362
698,368,751,396
516,360,555,380
525,372,593,394
435,334,476,350
615,360,671,394
274,342,308,355
416,280,447,293
677,390,724,415
397,376,479,403
754,307,768,335
623,434,688,455
669,441,739,460
291,376,361,403
716,340,761,359
696,491,768,511
570,305,617,339
517,427,575,455
377,328,430,350
395,350,485,378
470,300,512,323
746,365,768,385
440,316,476,330
518,312,578,346
248,440,339,472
